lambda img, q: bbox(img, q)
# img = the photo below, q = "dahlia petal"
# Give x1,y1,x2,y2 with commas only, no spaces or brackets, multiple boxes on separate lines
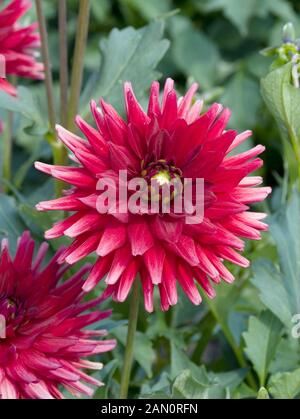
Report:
0,377,18,399
206,108,231,140
51,167,96,189
144,244,166,285
36,194,86,212
32,242,49,272
162,256,178,306
223,218,262,240
124,81,150,127
97,224,127,257
106,245,132,285
178,82,198,119
162,78,175,111
159,284,170,311
233,186,272,204
186,99,203,124
64,213,104,238
74,148,108,174
128,219,154,256
195,244,219,279
160,91,178,128
21,351,61,371
228,130,252,153
24,382,54,399
224,145,265,165
75,116,108,156
100,98,127,130
141,269,154,313
116,259,139,302
104,114,127,146
83,255,113,292
193,270,216,299
108,142,139,173
63,233,101,265
45,213,82,239
209,256,235,284
152,217,183,244
177,264,202,305
239,176,263,187
217,246,250,268
127,123,145,158
56,124,88,154
148,81,161,117
0,78,17,96
170,235,199,266
6,362,38,384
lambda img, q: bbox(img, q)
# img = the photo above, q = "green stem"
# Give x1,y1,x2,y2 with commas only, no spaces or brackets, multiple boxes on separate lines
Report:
35,0,56,132
2,111,13,191
289,132,300,192
119,281,140,399
67,0,90,130
206,298,257,391
59,0,69,126
52,141,68,198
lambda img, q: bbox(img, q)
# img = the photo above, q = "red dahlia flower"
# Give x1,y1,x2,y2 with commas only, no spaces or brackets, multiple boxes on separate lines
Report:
0,0,44,96
0,232,116,399
35,79,271,312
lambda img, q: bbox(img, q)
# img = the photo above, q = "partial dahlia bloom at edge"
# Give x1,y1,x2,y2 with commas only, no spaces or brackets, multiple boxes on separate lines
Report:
0,0,44,96
0,232,116,399
35,79,271,312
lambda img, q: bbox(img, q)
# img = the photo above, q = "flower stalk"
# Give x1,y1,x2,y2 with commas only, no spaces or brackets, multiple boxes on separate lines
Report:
2,111,14,191
119,281,140,399
59,0,69,126
67,0,90,131
36,0,70,197
35,0,56,133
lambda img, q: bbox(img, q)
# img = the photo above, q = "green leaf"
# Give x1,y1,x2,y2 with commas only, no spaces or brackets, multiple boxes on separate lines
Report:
243,311,282,387
255,0,297,23
81,21,169,114
112,326,155,378
270,337,300,374
261,63,300,143
169,16,220,89
172,370,228,399
0,194,27,254
0,86,46,132
171,368,246,399
93,360,119,399
120,0,172,20
199,0,256,36
171,342,200,380
269,368,300,399
261,63,300,183
197,0,297,35
251,260,293,328
221,71,261,131
171,344,246,399
257,387,270,399
251,192,300,328
140,372,172,399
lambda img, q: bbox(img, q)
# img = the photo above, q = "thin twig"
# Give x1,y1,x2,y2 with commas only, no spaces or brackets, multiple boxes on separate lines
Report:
2,111,14,192
59,0,69,126
35,0,56,132
67,0,90,130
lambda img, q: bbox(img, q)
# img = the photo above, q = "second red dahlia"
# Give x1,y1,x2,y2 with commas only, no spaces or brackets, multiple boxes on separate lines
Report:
0,0,44,96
